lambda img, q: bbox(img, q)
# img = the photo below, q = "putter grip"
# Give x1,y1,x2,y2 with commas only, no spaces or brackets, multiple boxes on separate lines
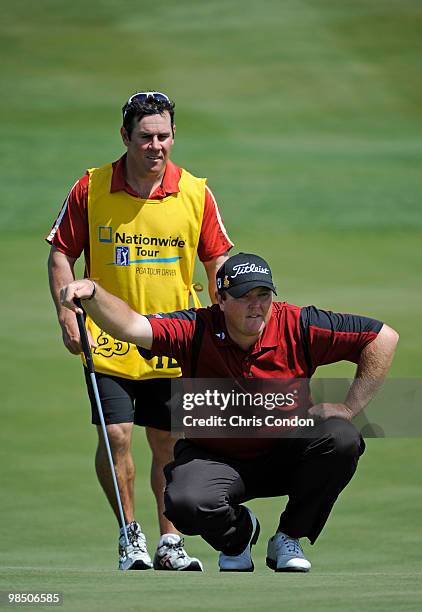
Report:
74,298,95,374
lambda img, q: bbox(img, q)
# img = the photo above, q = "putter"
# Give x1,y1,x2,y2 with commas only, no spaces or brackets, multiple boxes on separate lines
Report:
74,299,130,549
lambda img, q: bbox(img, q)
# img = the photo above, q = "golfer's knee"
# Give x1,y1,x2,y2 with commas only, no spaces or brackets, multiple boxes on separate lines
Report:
164,479,230,536
327,419,363,458
164,485,200,534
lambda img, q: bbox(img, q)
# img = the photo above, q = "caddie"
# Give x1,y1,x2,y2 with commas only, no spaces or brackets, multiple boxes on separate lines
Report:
60,252,399,572
47,91,232,571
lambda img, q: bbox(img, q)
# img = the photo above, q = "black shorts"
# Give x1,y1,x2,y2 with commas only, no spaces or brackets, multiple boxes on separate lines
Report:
83,369,173,431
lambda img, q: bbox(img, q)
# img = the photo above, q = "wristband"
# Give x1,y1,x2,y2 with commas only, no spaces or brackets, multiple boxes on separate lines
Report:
84,280,96,300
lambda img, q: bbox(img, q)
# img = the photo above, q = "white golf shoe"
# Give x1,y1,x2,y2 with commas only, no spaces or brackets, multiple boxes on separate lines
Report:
118,521,153,570
219,507,260,572
153,534,203,571
266,531,311,572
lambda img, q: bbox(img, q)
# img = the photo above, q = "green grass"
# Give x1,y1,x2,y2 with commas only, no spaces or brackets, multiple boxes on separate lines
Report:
1,435,421,611
1,1,421,610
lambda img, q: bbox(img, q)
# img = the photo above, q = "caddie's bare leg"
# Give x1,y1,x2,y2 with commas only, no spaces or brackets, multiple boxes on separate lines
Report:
95,423,135,522
146,427,177,535
146,427,203,571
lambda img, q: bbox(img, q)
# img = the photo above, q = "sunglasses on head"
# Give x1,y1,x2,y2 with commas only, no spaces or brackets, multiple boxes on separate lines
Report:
123,91,170,116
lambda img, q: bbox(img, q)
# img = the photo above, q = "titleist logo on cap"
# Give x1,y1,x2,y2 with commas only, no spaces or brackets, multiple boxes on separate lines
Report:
231,263,270,278
216,252,277,297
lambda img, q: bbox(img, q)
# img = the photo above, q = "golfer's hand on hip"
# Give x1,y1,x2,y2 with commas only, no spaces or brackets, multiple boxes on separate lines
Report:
308,402,354,422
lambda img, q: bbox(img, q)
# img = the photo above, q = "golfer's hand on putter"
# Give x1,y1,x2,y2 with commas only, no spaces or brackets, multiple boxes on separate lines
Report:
59,281,96,350
60,280,153,349
60,279,96,314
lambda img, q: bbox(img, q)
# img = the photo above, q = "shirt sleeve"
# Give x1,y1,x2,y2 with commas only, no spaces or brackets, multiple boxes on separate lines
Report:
197,184,234,262
45,174,89,259
300,306,383,370
137,309,197,366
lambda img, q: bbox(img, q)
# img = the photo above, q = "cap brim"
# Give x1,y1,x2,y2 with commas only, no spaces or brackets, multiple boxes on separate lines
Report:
225,281,277,298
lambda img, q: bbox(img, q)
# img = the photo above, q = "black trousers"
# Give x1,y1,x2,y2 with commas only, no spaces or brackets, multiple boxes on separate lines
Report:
164,418,365,555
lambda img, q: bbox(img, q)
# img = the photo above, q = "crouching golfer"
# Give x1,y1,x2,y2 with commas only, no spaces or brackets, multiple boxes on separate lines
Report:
60,253,398,572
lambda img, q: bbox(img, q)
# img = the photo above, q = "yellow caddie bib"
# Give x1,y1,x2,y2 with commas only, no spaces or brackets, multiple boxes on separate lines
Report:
85,162,206,380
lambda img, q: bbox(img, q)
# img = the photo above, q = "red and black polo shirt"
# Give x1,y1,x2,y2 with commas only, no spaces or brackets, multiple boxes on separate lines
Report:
141,302,382,379
139,302,382,458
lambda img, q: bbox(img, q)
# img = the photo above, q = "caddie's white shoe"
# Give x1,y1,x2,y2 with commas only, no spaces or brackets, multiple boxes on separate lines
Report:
153,534,203,571
219,507,260,572
266,531,311,572
118,521,153,570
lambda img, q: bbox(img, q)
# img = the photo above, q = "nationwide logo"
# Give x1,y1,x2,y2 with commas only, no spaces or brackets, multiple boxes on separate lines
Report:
99,226,113,243
99,227,185,265
115,232,186,248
